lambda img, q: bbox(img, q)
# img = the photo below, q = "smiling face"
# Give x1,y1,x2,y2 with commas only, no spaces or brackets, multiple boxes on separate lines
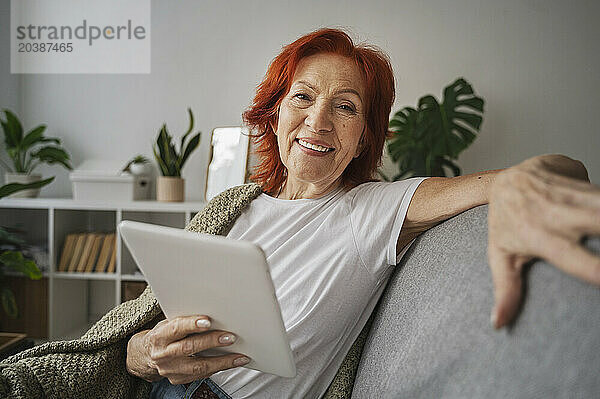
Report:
272,52,367,197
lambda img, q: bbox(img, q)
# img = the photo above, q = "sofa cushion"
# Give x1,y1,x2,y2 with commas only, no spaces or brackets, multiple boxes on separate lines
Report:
353,205,600,398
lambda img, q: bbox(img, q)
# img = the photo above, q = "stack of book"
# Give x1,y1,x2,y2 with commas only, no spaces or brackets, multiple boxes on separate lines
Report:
57,232,117,273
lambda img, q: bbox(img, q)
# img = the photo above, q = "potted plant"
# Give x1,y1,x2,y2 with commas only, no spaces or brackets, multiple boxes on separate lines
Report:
153,108,201,202
0,109,73,198
121,155,151,175
380,78,484,180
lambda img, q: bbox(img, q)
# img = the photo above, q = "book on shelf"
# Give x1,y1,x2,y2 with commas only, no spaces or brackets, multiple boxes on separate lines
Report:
95,233,115,273
84,234,105,273
106,236,117,273
67,233,87,272
76,233,97,272
58,231,116,274
58,233,77,272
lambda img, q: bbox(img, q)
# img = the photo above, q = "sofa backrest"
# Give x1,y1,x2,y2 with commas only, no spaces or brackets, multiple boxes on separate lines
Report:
353,205,600,398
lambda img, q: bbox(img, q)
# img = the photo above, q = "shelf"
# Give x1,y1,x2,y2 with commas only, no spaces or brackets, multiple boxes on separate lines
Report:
0,199,201,340
0,197,206,212
53,272,118,280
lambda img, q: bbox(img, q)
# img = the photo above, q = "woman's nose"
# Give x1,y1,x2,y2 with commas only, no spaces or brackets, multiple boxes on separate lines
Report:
304,101,333,133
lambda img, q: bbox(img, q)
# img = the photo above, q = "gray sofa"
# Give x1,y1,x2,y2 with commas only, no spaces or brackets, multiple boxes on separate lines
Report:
351,205,600,398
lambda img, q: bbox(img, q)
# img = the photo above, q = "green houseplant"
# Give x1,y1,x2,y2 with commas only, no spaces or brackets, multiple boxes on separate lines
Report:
121,154,151,175
0,109,73,198
382,78,484,180
152,108,201,202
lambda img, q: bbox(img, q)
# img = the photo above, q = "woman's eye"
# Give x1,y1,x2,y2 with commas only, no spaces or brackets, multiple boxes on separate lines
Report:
338,104,356,113
293,93,310,101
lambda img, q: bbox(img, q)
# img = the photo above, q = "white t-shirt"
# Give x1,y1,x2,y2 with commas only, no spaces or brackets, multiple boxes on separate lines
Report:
210,177,429,398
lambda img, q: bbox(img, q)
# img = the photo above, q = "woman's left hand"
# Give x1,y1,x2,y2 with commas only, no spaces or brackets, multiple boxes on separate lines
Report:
487,154,600,329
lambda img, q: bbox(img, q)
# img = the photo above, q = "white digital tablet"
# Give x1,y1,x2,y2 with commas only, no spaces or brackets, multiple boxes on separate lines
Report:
117,220,296,378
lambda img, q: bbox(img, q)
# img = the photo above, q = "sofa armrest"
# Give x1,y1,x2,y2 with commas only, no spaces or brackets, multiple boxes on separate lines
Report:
353,205,600,398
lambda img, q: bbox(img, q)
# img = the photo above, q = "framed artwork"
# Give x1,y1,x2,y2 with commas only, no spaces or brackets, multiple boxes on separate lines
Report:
204,126,252,202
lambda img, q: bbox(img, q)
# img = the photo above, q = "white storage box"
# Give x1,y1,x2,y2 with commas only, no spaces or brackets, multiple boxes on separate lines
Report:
70,159,150,201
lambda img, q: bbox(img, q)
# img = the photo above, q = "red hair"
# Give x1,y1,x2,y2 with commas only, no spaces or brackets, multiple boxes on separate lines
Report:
243,27,396,195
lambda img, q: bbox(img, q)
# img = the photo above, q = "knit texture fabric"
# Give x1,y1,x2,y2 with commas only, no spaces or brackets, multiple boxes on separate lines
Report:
0,183,366,399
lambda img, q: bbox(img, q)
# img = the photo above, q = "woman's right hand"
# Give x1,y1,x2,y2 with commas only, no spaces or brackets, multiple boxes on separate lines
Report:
126,315,251,385
487,154,600,329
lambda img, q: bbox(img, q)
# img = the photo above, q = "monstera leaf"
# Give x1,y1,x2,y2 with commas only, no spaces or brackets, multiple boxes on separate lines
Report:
385,78,484,179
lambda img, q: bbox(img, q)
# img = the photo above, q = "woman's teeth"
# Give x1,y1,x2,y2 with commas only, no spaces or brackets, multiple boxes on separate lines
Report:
297,139,334,153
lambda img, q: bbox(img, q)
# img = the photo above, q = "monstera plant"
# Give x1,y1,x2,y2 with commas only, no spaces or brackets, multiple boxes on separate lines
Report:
382,77,484,180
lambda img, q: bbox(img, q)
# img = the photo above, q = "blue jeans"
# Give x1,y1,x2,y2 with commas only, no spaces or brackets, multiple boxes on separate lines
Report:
150,377,233,399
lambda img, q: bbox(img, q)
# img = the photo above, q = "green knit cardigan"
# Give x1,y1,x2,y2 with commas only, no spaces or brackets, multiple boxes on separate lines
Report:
0,183,374,399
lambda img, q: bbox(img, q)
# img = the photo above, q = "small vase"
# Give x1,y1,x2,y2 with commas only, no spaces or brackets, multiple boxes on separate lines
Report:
3,172,43,198
129,163,149,175
156,176,184,202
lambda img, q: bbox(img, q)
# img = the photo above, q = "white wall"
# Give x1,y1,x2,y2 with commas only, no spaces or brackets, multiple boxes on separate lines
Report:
1,0,598,200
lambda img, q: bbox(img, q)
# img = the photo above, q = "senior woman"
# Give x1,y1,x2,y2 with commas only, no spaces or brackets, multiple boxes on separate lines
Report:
1,27,597,399
124,28,598,399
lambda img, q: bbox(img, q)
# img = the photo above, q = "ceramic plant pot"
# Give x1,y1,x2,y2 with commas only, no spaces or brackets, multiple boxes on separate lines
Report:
3,173,42,198
156,176,184,202
129,163,149,175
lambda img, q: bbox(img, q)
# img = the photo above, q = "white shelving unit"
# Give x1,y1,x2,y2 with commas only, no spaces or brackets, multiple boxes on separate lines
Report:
0,197,206,341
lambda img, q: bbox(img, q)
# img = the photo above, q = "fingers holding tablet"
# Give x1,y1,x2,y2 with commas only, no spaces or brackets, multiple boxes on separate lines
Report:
158,352,250,385
148,315,212,347
171,330,236,358
139,314,251,384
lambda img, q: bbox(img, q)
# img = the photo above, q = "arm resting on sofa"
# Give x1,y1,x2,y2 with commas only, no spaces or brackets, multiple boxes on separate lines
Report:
353,205,600,399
